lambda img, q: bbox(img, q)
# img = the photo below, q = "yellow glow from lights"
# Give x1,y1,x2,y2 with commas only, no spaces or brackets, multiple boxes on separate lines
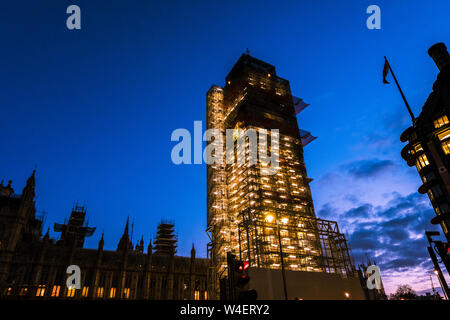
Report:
265,214,274,223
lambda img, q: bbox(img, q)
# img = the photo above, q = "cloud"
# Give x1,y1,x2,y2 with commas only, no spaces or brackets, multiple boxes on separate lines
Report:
317,191,441,294
344,159,395,179
345,204,373,218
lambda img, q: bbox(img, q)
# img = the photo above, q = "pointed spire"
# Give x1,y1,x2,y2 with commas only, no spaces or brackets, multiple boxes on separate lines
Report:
27,170,36,186
21,170,35,200
117,218,131,252
191,242,196,258
98,231,104,250
124,216,129,236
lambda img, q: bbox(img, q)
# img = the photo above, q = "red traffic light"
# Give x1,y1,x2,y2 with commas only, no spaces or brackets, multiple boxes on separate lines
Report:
237,275,250,287
235,261,250,272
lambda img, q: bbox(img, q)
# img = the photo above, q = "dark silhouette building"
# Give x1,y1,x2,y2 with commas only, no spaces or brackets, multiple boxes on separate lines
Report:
400,43,450,242
0,172,208,300
357,259,387,300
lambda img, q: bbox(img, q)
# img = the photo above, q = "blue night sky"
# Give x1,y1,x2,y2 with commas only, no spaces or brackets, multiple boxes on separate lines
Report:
1,1,449,295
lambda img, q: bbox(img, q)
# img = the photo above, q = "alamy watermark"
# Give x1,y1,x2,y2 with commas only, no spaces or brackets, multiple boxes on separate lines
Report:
366,5,381,30
170,121,280,175
66,265,81,289
366,264,383,290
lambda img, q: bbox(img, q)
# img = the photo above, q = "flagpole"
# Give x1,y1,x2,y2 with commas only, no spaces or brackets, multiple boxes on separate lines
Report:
384,56,415,123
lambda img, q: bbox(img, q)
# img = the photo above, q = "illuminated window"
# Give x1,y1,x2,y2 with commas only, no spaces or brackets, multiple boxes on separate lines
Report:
434,115,449,128
438,129,450,141
416,154,430,170
123,288,130,299
435,206,441,216
19,288,28,296
109,288,116,298
97,287,104,298
442,140,450,155
36,285,46,297
67,288,76,297
82,286,89,297
195,290,200,300
442,221,448,234
204,291,208,300
438,129,450,154
414,144,423,153
51,285,60,297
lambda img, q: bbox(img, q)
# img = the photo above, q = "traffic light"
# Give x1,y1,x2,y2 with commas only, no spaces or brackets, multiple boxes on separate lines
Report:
233,260,257,300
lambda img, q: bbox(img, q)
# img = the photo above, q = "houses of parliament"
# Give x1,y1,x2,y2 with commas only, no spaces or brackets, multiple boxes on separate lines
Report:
0,171,209,300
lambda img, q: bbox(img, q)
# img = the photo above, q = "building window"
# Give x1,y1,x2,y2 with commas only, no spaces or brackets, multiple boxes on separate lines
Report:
36,285,46,297
438,128,450,155
109,287,116,298
204,291,208,300
194,290,200,300
97,287,104,298
435,206,441,216
51,285,60,297
123,288,130,299
434,115,449,128
414,144,423,153
438,128,450,140
442,140,450,155
441,221,448,234
82,286,89,297
67,288,76,297
416,154,430,170
19,287,28,296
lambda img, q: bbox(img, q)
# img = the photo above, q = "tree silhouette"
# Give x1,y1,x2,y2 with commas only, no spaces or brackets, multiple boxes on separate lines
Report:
389,284,418,300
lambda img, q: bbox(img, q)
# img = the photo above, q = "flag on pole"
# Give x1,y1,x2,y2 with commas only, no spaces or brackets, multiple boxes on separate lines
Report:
383,58,390,84
382,56,415,122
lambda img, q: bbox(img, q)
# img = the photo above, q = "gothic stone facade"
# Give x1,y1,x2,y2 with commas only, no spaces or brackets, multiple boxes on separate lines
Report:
0,172,209,300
